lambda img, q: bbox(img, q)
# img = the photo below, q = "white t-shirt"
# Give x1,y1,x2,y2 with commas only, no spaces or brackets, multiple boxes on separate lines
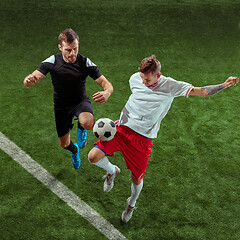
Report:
119,72,193,138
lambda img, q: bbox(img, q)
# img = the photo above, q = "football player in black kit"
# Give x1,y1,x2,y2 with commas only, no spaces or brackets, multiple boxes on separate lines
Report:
23,29,113,169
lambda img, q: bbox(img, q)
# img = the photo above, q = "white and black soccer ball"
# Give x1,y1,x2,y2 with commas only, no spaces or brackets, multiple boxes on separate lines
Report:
93,118,116,141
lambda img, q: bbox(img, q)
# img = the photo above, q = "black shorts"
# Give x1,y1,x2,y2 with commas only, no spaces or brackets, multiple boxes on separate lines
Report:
54,96,93,137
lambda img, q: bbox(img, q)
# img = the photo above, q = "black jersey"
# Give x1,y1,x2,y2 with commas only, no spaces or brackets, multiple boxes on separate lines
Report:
37,53,102,106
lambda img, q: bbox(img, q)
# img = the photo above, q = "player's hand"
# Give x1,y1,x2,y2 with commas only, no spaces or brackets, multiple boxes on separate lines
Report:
92,91,110,104
114,120,120,126
24,74,38,87
223,76,239,88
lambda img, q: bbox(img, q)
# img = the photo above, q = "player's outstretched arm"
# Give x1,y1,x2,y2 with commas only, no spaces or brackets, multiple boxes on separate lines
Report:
23,70,45,87
93,75,114,104
189,76,239,97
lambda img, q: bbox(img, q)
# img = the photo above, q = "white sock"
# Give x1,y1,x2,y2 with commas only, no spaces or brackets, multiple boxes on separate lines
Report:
129,181,143,207
91,156,116,175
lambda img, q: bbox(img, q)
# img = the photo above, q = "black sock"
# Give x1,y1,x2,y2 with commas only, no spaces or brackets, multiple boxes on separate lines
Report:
78,122,84,130
65,141,78,154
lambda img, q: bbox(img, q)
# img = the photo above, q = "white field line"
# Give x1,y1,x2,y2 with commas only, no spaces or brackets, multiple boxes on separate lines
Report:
0,131,127,240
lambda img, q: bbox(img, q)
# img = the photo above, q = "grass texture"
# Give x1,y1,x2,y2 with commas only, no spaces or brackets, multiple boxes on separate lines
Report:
0,0,240,239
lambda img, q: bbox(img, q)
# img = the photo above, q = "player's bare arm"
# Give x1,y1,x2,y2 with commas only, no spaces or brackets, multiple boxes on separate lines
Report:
23,70,45,87
93,75,114,104
189,76,239,97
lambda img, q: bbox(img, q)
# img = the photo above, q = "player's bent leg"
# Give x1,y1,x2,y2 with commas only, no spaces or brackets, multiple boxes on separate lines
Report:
121,174,143,223
77,112,94,148
88,147,120,192
59,130,81,169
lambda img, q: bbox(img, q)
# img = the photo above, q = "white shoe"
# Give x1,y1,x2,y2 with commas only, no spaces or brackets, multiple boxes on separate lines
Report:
103,166,120,193
121,197,136,223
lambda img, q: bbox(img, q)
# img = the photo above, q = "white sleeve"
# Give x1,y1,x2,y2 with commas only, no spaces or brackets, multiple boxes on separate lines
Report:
167,77,193,98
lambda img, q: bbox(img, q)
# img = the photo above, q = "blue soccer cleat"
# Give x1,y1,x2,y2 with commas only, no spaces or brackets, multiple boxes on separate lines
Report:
77,128,87,148
71,143,81,169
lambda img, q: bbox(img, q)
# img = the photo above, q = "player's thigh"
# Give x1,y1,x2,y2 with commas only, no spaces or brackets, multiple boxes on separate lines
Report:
75,96,94,129
55,108,74,140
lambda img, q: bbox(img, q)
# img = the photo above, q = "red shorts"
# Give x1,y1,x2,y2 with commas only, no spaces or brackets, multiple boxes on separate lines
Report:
94,125,153,179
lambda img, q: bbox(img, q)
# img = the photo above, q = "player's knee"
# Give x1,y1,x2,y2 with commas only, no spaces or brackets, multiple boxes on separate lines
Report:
88,147,104,163
136,179,143,185
133,178,143,185
79,113,94,130
79,119,94,130
82,121,94,130
88,150,96,163
131,174,143,185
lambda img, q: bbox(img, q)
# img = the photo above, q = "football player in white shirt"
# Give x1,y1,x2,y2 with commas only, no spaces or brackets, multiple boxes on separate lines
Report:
88,55,239,222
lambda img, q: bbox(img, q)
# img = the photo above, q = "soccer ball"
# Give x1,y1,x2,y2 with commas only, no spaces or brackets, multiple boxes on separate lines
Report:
93,118,116,141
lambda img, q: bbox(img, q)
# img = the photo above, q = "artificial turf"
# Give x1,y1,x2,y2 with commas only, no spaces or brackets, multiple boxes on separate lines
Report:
0,0,240,239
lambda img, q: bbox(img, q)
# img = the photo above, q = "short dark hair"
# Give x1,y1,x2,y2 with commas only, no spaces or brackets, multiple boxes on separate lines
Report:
58,28,79,45
139,55,161,75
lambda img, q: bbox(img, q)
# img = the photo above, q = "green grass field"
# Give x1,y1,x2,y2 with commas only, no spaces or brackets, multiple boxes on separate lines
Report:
1,0,240,239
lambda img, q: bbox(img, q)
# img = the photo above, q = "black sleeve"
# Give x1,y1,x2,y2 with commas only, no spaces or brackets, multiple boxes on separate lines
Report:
37,55,55,75
88,66,102,80
37,62,53,75
83,56,102,80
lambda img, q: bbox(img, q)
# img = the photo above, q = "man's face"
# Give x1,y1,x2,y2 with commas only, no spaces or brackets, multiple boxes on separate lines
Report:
58,39,79,63
140,71,161,87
